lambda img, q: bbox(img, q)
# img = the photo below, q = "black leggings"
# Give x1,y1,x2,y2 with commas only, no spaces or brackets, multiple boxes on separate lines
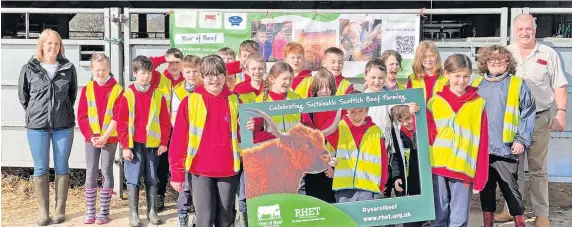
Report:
479,155,524,216
157,151,170,196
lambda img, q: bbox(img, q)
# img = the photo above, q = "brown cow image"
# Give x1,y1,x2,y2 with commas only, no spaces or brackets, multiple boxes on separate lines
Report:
242,108,342,199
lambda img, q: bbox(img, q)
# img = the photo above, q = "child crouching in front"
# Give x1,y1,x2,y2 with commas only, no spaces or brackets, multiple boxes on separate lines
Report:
117,56,171,227
324,91,388,203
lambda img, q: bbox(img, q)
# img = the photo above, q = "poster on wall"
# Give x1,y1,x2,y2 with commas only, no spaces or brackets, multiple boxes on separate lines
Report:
170,11,420,78
238,88,435,227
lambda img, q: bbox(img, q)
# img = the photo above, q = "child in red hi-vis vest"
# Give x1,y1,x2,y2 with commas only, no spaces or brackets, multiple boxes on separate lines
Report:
286,42,314,99
117,56,171,227
77,54,123,225
324,91,388,203
169,55,242,227
322,47,355,95
426,54,489,227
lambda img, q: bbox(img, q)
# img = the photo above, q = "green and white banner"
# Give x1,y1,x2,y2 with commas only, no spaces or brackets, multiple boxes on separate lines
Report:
238,88,435,227
170,11,420,78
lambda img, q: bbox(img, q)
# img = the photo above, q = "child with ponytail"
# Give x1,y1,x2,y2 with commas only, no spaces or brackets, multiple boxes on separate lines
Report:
300,68,339,203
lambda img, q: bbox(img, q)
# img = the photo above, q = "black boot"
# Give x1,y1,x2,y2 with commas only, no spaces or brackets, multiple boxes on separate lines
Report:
156,194,165,212
127,188,142,227
146,186,163,225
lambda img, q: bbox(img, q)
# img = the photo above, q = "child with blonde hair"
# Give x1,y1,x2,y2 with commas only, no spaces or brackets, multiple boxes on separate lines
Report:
77,54,123,224
407,41,447,102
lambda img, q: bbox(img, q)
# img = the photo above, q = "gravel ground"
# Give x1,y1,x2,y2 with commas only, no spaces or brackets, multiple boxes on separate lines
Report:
3,179,571,227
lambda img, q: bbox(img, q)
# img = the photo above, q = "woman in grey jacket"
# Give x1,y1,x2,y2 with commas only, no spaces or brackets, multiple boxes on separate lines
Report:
18,29,78,226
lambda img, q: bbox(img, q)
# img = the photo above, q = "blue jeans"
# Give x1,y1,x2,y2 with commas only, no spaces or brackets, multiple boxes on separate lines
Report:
27,128,74,176
124,142,159,189
431,175,472,227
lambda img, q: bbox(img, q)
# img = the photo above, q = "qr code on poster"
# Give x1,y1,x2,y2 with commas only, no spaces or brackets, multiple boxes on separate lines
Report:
396,36,415,55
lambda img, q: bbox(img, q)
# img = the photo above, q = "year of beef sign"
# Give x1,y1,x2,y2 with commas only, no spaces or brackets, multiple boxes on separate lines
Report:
238,88,435,227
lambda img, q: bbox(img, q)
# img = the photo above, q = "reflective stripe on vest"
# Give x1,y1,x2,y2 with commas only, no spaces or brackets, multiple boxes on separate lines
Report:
86,81,123,137
255,91,302,132
124,88,163,148
332,120,383,193
158,73,173,112
427,95,485,178
184,93,241,172
335,79,352,96
472,76,522,143
408,73,448,101
294,76,314,99
173,82,191,101
238,92,257,104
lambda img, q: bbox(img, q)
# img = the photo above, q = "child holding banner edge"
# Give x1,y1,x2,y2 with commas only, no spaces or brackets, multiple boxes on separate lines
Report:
426,54,489,227
323,90,388,202
301,68,340,204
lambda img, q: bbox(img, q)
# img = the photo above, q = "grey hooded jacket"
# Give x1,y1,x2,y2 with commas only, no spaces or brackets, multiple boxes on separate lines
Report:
18,56,78,130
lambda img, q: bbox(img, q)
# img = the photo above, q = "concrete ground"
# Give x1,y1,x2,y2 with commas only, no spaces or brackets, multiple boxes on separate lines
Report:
12,203,572,227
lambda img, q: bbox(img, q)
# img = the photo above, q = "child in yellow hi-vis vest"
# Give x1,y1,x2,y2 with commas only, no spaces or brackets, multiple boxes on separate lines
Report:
426,54,489,227
117,56,171,227
150,48,184,211
169,54,201,226
472,45,535,227
169,55,242,227
324,91,388,203
407,41,447,102
171,55,201,125
77,54,123,225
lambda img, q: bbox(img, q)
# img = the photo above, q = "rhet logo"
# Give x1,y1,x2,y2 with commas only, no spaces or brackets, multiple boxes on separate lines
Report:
294,207,321,218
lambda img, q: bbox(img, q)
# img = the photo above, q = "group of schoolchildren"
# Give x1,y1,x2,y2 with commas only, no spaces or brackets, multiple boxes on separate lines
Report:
77,37,534,227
